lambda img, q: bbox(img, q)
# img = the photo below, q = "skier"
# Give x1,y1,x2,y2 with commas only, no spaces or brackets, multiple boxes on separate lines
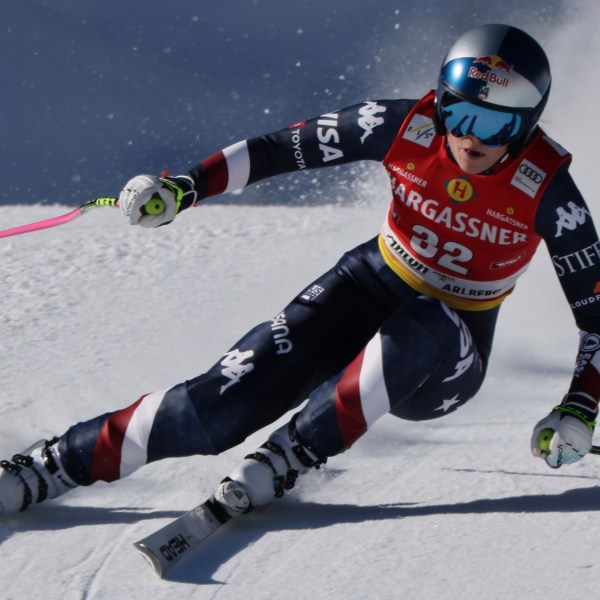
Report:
2,23,599,516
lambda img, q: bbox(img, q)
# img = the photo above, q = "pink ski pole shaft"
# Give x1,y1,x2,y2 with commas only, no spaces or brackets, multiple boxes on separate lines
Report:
0,197,119,239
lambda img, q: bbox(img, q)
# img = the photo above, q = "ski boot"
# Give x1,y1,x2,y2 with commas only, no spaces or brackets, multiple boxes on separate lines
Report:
215,416,325,516
0,437,78,514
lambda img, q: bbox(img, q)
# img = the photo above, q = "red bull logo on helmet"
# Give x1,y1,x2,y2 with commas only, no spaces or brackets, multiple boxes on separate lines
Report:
469,54,513,88
473,54,512,73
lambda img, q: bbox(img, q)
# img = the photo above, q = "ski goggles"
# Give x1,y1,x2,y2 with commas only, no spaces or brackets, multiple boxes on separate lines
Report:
442,101,523,147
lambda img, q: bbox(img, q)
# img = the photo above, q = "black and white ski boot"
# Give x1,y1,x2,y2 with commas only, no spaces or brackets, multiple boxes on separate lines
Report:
0,437,77,514
215,417,325,516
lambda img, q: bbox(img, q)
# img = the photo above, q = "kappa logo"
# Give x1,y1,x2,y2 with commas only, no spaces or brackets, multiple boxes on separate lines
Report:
402,113,436,148
555,201,591,238
358,101,386,143
219,349,255,394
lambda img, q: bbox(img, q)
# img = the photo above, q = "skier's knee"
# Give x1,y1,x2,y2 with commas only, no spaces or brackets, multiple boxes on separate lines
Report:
383,298,484,421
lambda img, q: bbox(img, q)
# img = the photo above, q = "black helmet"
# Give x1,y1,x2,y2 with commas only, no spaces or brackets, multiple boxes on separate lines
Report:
433,24,551,153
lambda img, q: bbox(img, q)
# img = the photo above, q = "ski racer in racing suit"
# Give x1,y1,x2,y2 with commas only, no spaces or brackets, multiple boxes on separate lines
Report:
1,24,599,515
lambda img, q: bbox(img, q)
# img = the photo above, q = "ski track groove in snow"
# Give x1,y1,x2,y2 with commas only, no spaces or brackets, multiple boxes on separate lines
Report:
77,521,138,600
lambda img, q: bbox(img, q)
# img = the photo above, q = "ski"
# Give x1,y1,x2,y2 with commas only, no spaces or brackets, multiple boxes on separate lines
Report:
133,497,235,577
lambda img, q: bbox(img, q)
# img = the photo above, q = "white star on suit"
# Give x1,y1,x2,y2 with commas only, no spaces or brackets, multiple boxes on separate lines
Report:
435,394,460,412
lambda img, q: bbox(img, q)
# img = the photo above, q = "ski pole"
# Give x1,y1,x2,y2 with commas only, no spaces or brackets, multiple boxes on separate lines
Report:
0,197,120,239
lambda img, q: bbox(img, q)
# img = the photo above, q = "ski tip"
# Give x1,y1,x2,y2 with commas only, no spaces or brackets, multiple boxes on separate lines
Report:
133,542,165,578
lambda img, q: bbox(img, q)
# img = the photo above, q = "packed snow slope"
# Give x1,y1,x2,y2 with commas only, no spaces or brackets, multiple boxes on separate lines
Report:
3,2,600,599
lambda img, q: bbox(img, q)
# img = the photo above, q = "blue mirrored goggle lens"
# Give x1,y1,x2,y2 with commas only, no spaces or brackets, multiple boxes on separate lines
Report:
442,102,522,146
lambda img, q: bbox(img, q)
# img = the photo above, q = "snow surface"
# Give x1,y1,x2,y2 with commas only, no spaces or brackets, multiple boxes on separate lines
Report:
3,2,600,599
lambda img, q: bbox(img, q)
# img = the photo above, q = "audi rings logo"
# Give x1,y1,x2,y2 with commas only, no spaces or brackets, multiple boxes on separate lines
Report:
510,159,547,198
518,163,543,183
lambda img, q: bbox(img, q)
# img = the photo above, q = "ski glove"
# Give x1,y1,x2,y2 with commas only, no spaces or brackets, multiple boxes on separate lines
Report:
119,174,197,228
531,393,597,468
